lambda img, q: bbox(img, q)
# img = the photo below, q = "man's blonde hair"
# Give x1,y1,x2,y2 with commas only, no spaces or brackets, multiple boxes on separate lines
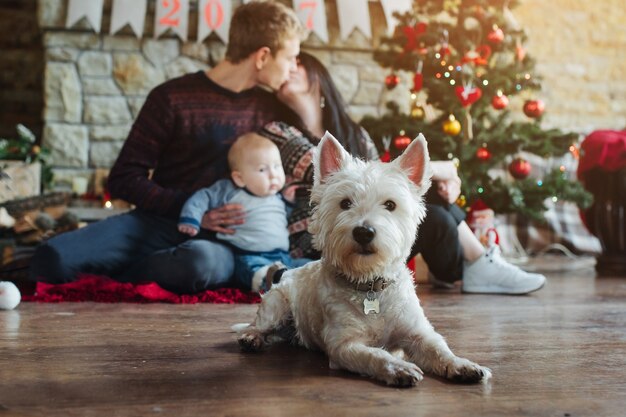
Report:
226,1,303,63
228,133,279,171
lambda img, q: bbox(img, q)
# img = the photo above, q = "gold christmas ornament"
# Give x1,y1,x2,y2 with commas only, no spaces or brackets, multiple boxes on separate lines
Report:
442,114,461,136
410,104,426,120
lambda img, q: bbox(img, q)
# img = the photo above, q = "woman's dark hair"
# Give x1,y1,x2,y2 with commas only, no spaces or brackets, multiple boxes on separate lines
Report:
286,51,369,159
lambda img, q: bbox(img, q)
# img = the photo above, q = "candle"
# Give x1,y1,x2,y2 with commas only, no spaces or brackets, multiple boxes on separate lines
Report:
72,177,88,195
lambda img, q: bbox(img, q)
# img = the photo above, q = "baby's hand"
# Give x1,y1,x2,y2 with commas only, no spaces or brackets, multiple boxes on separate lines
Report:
178,224,199,236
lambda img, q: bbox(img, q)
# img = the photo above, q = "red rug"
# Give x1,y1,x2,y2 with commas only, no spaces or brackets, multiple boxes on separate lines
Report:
22,274,261,304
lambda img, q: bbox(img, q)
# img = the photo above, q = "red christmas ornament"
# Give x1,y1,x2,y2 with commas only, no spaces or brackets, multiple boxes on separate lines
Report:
385,74,399,90
394,134,412,150
523,99,545,118
509,157,531,179
461,45,492,66
487,25,504,44
402,22,428,53
491,92,509,110
455,86,482,107
515,44,526,62
476,146,492,161
412,72,423,92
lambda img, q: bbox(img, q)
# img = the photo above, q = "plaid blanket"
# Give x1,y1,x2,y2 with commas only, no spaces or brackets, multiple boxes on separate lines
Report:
494,149,601,256
496,201,601,256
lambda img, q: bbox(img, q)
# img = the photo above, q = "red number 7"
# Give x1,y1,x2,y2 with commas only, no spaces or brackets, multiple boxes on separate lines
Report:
299,1,317,30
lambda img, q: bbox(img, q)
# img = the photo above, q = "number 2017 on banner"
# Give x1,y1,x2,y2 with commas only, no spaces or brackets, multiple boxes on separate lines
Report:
159,0,225,30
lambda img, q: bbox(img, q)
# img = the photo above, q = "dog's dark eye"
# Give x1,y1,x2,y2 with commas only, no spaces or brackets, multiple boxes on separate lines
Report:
340,199,352,210
384,200,396,211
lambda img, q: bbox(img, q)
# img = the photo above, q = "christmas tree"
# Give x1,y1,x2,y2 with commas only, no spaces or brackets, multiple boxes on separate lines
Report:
361,0,591,221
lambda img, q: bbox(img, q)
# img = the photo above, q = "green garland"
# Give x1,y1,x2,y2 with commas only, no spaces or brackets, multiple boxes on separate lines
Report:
0,124,53,190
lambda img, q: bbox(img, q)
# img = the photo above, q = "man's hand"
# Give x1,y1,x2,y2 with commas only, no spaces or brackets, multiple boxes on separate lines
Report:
201,203,246,234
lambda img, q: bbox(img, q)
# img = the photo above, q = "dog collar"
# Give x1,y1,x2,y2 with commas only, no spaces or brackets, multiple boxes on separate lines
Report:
337,273,390,293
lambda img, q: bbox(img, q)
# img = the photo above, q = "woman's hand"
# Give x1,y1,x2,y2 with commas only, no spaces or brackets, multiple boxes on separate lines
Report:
200,203,245,234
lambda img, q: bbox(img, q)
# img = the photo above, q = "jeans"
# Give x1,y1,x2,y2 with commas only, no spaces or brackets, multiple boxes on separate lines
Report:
409,203,465,284
29,209,235,294
233,250,310,291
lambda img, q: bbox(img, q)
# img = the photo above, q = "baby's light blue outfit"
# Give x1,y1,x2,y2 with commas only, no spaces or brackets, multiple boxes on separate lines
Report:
179,179,304,290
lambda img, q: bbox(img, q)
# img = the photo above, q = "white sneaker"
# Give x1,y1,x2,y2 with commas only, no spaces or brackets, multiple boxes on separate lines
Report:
462,245,546,295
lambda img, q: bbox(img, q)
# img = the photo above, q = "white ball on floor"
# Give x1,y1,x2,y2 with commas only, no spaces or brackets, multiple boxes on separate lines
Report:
0,281,21,310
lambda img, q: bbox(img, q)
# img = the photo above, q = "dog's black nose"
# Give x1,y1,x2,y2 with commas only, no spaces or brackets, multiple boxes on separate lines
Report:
353,226,375,245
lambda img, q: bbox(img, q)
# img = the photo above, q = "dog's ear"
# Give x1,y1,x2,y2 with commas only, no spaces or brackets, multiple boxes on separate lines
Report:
394,133,431,188
314,131,350,185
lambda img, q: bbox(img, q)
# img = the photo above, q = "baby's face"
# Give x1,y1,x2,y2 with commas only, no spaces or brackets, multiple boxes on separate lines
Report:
233,146,286,197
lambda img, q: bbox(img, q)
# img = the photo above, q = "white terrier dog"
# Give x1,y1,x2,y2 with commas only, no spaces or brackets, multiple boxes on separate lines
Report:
235,133,491,387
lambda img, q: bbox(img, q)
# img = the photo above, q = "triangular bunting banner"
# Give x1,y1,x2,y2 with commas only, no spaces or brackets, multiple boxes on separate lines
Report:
197,0,232,43
293,0,329,43
110,0,147,38
154,0,190,41
66,0,104,33
336,0,371,40
380,0,413,35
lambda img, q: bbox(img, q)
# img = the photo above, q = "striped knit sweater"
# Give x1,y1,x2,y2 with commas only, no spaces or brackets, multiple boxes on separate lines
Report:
107,71,284,218
259,121,379,258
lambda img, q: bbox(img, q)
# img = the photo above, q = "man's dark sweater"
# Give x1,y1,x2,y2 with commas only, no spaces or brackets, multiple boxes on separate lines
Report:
107,71,283,218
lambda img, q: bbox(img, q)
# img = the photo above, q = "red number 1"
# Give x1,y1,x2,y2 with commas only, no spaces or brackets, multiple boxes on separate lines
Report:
299,1,317,30
159,0,180,27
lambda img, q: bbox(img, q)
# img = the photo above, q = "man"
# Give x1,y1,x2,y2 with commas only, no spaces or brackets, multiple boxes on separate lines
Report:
30,1,303,294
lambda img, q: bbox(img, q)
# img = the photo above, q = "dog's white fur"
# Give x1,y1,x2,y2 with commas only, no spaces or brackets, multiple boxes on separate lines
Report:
235,133,491,387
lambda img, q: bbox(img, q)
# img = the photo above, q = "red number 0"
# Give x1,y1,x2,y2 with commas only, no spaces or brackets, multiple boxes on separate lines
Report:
299,1,317,30
159,0,180,27
203,0,224,30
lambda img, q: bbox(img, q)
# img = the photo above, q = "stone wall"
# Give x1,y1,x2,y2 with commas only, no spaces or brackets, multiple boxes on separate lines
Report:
32,0,626,191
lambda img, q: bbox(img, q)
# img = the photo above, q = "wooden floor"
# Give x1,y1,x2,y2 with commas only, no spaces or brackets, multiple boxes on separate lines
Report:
1,269,625,417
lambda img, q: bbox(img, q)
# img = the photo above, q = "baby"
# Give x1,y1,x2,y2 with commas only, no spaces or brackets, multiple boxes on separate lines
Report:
178,132,301,291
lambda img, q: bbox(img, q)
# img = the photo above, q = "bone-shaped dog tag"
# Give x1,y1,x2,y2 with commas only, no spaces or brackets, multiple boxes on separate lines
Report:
363,291,380,315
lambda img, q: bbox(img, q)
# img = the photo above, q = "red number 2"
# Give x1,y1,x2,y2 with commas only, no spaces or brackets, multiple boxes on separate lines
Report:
299,1,317,30
203,0,224,30
159,0,180,27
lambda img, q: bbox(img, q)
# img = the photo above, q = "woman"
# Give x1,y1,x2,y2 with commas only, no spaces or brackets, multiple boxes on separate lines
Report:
260,51,546,295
